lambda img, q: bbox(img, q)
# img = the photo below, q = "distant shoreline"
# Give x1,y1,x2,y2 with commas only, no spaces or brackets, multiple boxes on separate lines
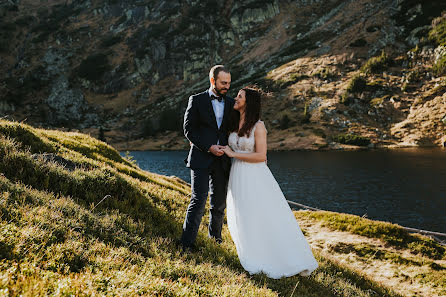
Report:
113,142,445,152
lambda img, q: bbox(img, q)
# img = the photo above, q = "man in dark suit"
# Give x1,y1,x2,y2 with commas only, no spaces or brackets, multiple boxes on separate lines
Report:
180,65,235,250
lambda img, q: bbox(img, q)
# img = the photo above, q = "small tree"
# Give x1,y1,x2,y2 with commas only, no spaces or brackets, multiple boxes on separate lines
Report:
301,103,311,123
98,127,106,142
279,114,291,129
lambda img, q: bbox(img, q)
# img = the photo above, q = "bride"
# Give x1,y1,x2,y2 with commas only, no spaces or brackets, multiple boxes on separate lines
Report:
221,86,318,279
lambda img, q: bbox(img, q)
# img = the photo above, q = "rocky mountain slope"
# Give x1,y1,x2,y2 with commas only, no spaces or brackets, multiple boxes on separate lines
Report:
1,0,446,150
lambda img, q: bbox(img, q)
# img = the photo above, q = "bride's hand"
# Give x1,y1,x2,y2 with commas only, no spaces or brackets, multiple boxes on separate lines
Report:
222,146,235,158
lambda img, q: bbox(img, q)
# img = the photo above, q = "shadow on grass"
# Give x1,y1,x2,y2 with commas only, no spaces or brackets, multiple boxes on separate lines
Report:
0,123,403,296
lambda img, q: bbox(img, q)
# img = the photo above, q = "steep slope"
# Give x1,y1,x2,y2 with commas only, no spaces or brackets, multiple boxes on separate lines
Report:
1,0,445,149
5,119,445,296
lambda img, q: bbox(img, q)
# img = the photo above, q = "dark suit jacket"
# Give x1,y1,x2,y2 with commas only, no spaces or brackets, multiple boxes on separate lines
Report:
183,90,235,171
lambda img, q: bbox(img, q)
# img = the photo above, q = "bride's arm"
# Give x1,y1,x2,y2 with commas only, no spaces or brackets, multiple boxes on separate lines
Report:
222,123,267,163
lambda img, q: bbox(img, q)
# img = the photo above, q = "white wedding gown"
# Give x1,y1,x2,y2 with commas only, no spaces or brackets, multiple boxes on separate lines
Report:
226,121,318,279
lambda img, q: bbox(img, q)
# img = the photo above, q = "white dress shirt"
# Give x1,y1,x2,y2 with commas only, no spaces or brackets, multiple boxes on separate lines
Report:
209,87,225,129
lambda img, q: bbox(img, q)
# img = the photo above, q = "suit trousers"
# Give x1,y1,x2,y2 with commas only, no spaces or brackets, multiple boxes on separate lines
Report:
181,157,229,247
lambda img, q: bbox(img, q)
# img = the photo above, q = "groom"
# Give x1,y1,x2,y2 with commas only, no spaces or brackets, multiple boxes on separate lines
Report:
180,65,235,251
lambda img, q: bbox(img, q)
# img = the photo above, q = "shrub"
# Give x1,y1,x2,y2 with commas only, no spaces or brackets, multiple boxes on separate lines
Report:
333,134,371,146
312,128,326,138
290,73,309,81
0,22,14,52
101,34,122,47
312,68,335,80
346,75,367,93
148,23,171,37
340,92,351,105
349,38,367,47
360,50,389,74
143,120,155,136
98,127,106,142
76,53,110,82
370,96,386,107
429,17,446,47
279,114,291,129
159,109,181,132
433,54,446,76
301,103,311,124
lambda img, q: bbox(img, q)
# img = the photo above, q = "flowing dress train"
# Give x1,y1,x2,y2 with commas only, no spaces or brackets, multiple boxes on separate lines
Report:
226,121,318,279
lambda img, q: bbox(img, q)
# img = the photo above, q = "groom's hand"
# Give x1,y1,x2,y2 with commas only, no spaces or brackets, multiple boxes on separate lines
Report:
209,145,224,156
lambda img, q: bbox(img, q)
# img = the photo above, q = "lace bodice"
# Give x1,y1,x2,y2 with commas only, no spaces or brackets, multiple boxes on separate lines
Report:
228,121,266,153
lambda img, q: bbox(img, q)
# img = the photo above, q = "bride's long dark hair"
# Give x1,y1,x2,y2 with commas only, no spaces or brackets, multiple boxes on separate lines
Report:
228,86,262,137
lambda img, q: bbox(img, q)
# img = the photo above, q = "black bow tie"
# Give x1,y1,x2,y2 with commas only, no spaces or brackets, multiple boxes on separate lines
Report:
210,95,223,102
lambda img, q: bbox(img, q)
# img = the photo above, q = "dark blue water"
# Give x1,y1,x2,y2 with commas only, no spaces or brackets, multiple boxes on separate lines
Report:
121,149,446,233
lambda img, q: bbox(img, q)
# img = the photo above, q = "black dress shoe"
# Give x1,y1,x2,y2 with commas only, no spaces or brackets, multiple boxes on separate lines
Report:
176,239,197,252
182,244,198,253
209,236,222,244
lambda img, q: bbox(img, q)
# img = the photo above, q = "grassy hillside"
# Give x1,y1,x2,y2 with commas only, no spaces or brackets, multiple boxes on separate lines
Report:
0,119,444,296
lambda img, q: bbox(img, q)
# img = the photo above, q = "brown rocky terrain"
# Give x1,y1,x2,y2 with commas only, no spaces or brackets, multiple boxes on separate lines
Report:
0,0,445,150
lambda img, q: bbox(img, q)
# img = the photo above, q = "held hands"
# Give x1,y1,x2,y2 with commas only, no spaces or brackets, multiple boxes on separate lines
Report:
209,145,225,156
209,145,235,158
222,145,235,158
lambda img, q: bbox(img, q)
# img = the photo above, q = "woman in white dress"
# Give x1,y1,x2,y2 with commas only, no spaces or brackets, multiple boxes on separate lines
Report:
221,86,318,279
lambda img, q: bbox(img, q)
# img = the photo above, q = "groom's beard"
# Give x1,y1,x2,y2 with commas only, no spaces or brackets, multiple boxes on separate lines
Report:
215,87,228,97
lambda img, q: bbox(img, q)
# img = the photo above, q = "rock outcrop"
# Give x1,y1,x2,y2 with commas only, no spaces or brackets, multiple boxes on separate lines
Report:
0,0,445,149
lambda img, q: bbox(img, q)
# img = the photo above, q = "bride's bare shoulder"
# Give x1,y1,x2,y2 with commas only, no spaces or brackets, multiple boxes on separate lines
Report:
254,120,267,135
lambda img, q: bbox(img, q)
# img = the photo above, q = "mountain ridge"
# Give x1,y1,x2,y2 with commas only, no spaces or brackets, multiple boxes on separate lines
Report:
1,0,445,150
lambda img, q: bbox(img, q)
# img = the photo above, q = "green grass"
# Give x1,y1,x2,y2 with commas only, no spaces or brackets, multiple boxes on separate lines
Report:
428,16,446,76
429,17,446,47
360,50,389,75
369,96,387,107
295,211,446,260
342,74,367,104
433,54,446,76
330,242,422,266
346,75,367,93
327,241,446,295
332,134,371,146
0,119,405,296
312,68,335,80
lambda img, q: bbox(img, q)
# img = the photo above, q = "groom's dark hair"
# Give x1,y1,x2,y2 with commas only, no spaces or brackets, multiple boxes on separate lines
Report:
209,65,229,82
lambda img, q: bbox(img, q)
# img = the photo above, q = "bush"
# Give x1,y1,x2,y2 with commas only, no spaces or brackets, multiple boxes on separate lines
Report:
0,22,14,52
279,114,291,129
148,23,171,37
360,50,389,74
76,53,110,82
346,75,367,93
312,68,334,80
143,120,155,136
159,109,181,132
101,34,122,47
370,96,386,107
333,134,370,146
433,54,446,76
349,38,367,47
301,103,311,124
429,17,446,47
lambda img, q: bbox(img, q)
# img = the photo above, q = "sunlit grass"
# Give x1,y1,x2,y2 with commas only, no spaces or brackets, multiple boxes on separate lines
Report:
295,210,445,260
0,119,405,296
